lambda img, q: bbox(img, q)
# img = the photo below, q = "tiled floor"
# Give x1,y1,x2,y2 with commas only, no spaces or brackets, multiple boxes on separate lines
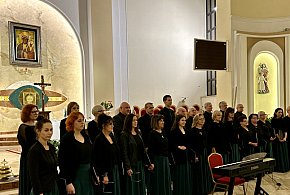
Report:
1,146,290,194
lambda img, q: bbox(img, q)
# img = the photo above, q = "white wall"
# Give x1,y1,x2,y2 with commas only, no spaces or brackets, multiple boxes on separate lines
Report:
126,0,206,108
45,0,80,33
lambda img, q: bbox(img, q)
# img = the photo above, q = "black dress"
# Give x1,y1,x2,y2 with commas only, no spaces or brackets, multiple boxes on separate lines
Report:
247,123,264,153
271,117,290,172
283,116,290,160
207,122,231,164
119,132,146,195
58,131,94,195
257,120,274,158
223,121,240,163
27,141,59,195
238,126,257,158
188,127,212,195
93,132,121,195
17,124,37,195
169,128,192,195
148,130,171,195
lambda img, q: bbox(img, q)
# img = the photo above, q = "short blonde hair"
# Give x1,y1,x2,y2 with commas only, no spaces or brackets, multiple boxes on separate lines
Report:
212,110,222,120
192,113,204,128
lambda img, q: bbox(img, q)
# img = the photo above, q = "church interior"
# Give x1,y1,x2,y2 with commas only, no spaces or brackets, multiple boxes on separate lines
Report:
2,0,290,194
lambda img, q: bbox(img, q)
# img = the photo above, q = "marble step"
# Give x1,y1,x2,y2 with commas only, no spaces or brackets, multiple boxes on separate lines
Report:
0,131,17,135
0,137,17,142
0,141,19,146
0,178,18,191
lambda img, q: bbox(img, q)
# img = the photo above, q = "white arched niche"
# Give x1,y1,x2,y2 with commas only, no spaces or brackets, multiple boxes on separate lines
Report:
248,40,284,114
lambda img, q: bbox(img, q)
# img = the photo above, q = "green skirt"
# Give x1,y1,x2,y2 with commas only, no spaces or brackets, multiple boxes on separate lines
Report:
172,161,192,195
149,156,172,195
192,149,212,195
230,143,240,163
102,164,121,195
221,152,230,165
273,142,290,172
74,163,94,195
30,182,59,195
125,161,146,195
266,142,274,158
19,154,31,195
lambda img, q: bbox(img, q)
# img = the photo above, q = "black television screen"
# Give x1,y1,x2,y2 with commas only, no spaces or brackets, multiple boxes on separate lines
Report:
194,38,227,70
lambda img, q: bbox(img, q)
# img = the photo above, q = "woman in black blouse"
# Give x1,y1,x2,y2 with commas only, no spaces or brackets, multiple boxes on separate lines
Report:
207,110,231,164
59,102,79,139
238,115,257,158
148,114,171,195
169,115,192,195
188,113,212,195
248,113,264,153
27,119,59,195
17,104,39,195
258,111,275,158
223,107,240,163
119,114,152,195
58,111,94,195
271,108,290,172
284,106,290,162
93,114,121,195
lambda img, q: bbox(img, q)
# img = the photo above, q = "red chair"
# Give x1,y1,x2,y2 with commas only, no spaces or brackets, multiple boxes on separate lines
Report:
156,105,164,110
170,105,176,112
140,108,146,117
208,153,246,195
153,108,160,115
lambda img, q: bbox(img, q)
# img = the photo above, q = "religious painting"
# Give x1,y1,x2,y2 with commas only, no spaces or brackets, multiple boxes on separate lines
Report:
257,63,269,94
9,21,41,66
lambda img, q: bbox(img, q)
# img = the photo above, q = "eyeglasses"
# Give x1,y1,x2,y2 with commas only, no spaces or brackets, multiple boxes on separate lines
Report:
31,110,39,114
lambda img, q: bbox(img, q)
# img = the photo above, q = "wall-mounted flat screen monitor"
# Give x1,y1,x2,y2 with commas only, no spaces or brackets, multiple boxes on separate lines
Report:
194,38,227,70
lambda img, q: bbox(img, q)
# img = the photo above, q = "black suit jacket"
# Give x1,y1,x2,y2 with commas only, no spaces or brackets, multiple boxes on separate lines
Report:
113,113,126,140
159,107,175,137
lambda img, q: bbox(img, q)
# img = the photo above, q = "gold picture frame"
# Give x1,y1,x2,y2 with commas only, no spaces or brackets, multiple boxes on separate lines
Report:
9,21,41,66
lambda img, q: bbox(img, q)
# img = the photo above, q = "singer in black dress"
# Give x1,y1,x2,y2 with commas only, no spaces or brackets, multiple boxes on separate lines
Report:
27,119,59,195
17,104,39,195
169,115,192,195
188,113,212,195
148,114,171,195
271,108,290,172
93,114,121,195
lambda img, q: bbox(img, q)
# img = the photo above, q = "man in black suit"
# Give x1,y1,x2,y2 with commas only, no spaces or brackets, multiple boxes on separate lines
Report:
138,102,154,149
219,101,228,121
159,95,175,137
233,103,246,126
113,102,130,141
203,102,213,131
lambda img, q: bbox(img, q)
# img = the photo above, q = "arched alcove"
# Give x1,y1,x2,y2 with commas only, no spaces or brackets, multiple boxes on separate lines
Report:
249,40,284,114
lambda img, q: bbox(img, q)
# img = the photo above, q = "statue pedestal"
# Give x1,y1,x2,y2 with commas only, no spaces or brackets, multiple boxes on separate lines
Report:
39,111,51,119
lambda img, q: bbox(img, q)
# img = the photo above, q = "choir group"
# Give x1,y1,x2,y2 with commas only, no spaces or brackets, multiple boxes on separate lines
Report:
17,95,290,195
